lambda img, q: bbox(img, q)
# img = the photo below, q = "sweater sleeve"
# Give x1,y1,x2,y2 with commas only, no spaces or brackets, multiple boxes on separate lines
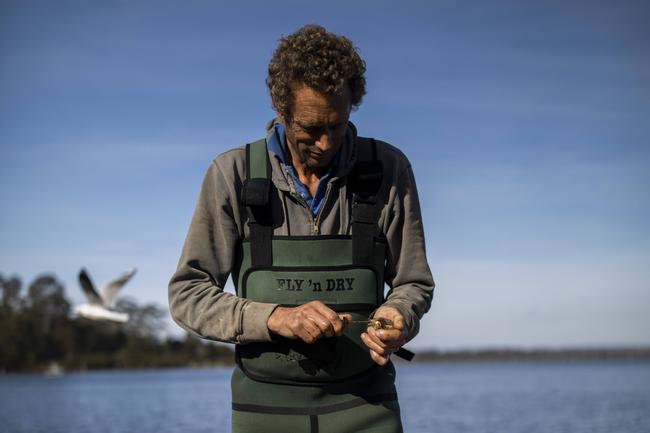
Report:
168,159,278,344
381,164,435,342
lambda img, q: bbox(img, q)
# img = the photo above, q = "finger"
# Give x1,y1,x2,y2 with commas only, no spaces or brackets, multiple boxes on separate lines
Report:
331,313,352,336
338,313,353,326
307,314,335,338
361,332,391,356
311,301,341,323
369,349,389,366
368,326,393,345
293,315,324,343
293,326,315,344
376,328,405,342
392,314,404,330
310,300,339,320
310,302,345,335
366,327,388,348
368,327,404,352
371,319,406,342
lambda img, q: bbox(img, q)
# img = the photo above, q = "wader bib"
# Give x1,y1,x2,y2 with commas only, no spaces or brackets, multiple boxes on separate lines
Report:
231,137,403,433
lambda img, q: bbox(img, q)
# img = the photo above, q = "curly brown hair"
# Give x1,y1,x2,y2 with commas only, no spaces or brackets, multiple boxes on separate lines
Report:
267,24,366,121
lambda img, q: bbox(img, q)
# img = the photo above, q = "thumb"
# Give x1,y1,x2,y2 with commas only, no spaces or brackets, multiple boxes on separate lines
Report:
393,313,405,330
338,313,353,325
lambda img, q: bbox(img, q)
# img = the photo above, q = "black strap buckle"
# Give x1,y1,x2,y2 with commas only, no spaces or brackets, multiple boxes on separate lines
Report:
348,160,383,200
242,178,270,207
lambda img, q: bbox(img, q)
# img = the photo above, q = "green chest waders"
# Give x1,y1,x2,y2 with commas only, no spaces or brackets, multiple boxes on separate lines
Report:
230,138,403,433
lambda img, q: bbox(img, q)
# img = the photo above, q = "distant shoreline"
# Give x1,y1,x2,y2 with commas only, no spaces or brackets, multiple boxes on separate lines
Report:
406,347,650,363
5,347,650,375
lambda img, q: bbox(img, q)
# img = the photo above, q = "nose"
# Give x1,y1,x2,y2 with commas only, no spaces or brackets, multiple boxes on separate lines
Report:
315,129,333,150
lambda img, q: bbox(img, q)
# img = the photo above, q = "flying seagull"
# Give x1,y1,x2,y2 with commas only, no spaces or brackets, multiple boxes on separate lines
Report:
74,268,136,323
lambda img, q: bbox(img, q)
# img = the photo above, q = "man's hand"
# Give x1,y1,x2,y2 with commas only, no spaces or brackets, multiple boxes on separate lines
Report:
267,300,347,343
360,306,407,366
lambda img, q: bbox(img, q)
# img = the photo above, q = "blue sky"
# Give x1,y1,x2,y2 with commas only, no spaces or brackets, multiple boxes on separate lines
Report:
1,0,649,349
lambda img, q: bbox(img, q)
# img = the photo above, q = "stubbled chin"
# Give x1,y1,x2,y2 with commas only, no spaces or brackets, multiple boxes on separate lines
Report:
300,152,329,168
307,157,331,168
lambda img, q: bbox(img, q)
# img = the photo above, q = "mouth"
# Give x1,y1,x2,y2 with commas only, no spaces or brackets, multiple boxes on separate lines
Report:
302,151,329,167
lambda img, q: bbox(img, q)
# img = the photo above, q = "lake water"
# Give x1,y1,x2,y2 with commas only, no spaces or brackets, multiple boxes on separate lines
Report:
1,361,649,433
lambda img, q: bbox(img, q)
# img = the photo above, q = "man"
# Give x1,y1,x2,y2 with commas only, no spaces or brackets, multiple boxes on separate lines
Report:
169,25,434,433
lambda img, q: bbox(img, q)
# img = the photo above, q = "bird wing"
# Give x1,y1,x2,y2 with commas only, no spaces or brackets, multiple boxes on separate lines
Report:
99,268,136,308
78,268,103,306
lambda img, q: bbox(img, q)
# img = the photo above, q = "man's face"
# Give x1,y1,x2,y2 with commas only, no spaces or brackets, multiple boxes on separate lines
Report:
283,84,351,171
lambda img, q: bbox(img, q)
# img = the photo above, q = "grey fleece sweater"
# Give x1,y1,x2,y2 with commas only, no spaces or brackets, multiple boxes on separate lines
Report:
168,122,434,345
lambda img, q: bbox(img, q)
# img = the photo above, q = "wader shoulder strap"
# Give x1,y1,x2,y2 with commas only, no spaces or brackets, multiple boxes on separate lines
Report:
349,138,383,265
242,139,273,267
350,139,416,363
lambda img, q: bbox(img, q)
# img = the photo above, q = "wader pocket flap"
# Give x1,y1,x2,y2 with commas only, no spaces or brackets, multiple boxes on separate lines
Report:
237,309,375,385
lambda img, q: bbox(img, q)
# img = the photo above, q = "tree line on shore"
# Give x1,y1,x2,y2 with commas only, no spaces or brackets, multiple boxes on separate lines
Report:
3,273,648,374
0,273,234,373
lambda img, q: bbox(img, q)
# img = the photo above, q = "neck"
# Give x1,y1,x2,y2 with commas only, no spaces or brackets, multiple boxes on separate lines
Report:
286,147,326,197
290,153,326,179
